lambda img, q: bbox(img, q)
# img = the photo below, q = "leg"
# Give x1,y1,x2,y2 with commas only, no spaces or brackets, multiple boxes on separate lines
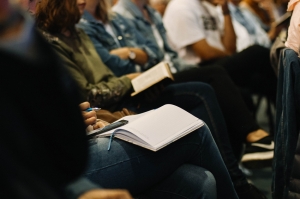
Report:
139,164,217,199
85,125,238,199
173,66,260,154
140,82,248,188
213,45,277,104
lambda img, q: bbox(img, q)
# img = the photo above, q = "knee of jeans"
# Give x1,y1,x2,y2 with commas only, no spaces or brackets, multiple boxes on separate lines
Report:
178,164,217,198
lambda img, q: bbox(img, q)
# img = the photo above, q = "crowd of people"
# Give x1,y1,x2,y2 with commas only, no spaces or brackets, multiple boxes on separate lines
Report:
1,0,298,198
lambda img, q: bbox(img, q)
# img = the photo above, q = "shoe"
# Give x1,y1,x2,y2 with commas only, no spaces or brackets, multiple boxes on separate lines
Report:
235,183,267,199
242,136,274,169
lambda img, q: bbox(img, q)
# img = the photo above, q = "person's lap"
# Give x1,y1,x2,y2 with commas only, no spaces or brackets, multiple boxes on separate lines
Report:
84,125,238,198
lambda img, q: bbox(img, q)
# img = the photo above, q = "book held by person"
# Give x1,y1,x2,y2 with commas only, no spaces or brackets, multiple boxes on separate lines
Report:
131,62,174,96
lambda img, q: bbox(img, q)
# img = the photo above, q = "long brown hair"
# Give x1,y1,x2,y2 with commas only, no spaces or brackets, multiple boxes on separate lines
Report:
95,0,113,23
35,0,81,34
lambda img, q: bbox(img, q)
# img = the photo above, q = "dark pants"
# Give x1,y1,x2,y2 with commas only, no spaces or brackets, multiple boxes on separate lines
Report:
173,65,259,158
210,45,277,103
86,124,238,199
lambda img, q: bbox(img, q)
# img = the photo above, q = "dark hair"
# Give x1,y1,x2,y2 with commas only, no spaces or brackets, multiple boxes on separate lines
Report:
35,0,80,34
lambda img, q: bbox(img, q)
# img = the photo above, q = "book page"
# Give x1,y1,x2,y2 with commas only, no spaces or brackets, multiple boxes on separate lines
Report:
98,105,204,151
131,62,173,96
117,105,203,147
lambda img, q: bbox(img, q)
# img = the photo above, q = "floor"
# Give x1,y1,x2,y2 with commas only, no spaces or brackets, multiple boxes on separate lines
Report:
243,97,274,199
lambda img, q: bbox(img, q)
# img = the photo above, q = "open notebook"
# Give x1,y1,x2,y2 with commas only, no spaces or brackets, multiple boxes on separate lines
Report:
89,104,204,151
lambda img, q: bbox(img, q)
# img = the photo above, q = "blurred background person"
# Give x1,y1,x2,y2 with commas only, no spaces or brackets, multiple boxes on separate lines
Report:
149,0,171,16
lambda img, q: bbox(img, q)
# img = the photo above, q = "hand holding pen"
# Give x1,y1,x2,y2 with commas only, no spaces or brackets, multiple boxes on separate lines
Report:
79,102,108,130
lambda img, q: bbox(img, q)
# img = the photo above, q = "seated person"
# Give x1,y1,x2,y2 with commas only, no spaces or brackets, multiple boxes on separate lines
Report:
240,0,279,31
218,0,274,51
78,0,272,197
161,0,277,103
33,0,267,198
5,1,238,199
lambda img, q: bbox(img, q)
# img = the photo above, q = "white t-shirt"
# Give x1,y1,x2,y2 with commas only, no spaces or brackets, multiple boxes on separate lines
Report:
163,0,225,64
151,24,177,73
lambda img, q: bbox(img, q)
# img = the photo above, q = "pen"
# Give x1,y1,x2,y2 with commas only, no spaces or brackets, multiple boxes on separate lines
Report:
85,107,101,112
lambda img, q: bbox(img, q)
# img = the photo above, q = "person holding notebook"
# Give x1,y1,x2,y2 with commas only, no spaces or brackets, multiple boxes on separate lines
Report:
5,1,238,198
33,0,243,198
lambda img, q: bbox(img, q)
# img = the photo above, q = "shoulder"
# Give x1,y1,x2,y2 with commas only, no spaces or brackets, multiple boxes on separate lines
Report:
113,5,134,20
39,30,60,44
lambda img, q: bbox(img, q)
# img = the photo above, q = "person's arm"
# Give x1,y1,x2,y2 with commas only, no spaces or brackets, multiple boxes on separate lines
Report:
110,47,148,65
78,189,132,199
51,43,133,108
215,0,236,54
190,39,230,61
119,14,163,69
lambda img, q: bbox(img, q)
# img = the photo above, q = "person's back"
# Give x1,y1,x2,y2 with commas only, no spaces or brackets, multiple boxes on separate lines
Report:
0,5,88,198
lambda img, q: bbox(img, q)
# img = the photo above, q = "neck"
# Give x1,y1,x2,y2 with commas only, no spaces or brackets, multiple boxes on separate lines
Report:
85,1,99,19
131,0,146,10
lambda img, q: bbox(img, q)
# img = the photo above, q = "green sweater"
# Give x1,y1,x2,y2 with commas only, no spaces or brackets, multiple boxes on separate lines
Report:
42,29,132,109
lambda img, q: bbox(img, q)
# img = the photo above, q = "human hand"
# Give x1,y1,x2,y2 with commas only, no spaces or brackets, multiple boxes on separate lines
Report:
126,72,141,80
110,48,131,60
78,189,132,199
93,119,109,130
79,102,97,127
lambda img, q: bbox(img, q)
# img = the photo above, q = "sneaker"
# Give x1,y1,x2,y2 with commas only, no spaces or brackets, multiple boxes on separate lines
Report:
235,184,267,199
242,136,274,168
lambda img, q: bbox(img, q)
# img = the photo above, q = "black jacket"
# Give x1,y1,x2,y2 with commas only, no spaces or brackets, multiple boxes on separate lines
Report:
0,26,88,198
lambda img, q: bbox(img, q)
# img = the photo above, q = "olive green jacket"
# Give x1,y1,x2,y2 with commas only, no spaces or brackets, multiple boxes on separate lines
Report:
41,29,132,109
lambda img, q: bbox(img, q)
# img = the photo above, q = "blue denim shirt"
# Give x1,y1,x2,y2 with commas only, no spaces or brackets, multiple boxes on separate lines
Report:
77,11,160,77
113,0,195,72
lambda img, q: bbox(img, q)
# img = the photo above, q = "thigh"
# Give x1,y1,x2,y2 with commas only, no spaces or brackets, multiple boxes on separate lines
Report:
85,125,238,198
139,164,217,199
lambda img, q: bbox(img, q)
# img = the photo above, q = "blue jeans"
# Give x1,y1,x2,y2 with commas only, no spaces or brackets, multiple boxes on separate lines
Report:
119,82,247,188
272,49,300,198
85,125,238,199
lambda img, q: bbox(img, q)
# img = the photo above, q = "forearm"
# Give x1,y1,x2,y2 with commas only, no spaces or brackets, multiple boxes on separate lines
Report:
129,48,148,65
110,47,148,65
222,12,236,54
191,39,230,62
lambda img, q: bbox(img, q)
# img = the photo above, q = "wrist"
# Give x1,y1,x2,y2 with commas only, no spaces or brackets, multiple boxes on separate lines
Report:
128,48,136,61
222,3,230,15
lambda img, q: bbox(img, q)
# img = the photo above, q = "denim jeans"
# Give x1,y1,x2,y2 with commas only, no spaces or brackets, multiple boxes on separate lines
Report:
272,49,300,199
114,82,247,188
137,82,247,187
85,124,238,199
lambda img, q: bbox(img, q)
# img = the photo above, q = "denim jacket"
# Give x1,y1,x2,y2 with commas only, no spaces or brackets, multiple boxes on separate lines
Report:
272,48,300,199
113,0,194,72
77,11,160,77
